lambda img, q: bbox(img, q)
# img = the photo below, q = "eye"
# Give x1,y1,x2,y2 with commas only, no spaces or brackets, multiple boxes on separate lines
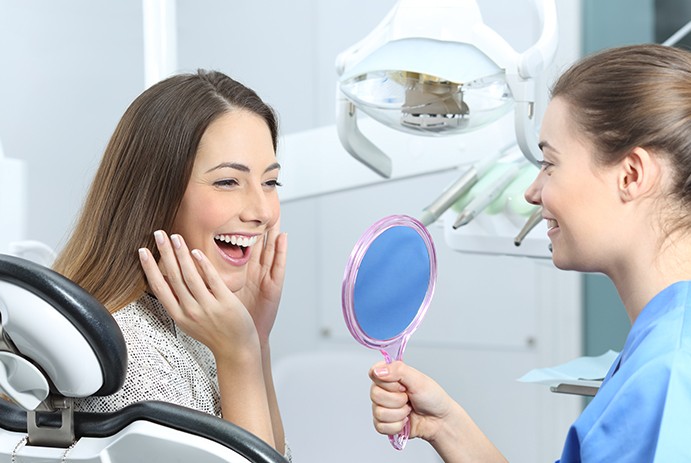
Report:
214,178,239,188
538,160,554,172
263,179,283,189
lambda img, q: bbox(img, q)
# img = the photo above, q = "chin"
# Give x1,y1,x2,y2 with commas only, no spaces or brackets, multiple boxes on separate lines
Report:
224,277,245,292
550,250,574,271
552,259,571,271
216,268,246,292
552,253,594,273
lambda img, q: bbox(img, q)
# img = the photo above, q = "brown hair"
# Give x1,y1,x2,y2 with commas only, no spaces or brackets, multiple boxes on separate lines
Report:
551,44,691,205
53,70,278,313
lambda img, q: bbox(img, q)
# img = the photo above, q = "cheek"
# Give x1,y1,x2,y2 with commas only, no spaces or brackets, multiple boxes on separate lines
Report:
174,202,233,252
195,194,242,230
539,186,557,214
540,178,580,219
268,197,281,227
203,202,235,226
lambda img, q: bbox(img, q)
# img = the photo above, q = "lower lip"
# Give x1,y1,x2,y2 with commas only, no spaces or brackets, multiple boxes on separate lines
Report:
216,243,252,266
547,226,559,238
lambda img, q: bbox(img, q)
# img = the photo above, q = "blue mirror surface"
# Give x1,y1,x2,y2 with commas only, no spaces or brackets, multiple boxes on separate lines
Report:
353,225,431,340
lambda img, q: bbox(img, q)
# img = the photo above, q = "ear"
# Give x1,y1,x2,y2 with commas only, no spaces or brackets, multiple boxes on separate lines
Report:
617,147,661,202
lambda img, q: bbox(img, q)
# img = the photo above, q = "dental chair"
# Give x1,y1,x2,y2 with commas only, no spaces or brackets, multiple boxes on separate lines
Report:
0,254,286,463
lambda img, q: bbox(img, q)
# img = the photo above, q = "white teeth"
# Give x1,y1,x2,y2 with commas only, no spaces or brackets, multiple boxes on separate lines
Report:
547,219,558,230
214,234,258,247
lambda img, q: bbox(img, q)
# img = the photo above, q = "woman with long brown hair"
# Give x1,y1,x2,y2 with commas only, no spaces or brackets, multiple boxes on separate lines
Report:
54,69,290,459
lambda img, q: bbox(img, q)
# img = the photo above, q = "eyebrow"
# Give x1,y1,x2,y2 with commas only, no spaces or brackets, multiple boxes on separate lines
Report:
537,141,556,153
205,162,281,174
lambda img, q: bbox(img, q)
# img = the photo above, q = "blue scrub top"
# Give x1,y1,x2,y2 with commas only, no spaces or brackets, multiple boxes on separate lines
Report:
558,280,691,462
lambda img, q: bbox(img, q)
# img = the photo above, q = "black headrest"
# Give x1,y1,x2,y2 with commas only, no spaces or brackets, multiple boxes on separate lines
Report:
0,254,127,396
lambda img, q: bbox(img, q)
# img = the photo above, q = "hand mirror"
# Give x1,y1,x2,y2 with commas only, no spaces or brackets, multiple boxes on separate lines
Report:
341,214,437,450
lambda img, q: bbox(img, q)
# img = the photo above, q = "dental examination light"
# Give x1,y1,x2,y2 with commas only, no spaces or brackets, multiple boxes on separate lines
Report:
335,0,557,179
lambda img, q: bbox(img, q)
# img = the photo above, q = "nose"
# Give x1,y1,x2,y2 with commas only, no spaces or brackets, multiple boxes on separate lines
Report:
524,172,543,206
240,184,274,225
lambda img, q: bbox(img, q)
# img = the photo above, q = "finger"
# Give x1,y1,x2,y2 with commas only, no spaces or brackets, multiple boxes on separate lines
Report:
152,230,196,307
371,382,409,407
189,247,236,300
248,231,265,268
372,401,412,425
371,376,408,394
269,232,287,284
169,234,219,305
369,361,407,389
262,215,284,263
372,405,410,436
249,217,279,269
371,360,428,394
258,221,279,270
138,246,182,316
373,417,409,437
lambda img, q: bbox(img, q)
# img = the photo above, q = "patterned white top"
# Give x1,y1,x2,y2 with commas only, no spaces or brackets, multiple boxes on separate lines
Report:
74,293,291,461
75,293,221,415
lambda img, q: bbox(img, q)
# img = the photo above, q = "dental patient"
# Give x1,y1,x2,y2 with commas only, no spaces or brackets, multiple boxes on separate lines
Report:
52,70,291,460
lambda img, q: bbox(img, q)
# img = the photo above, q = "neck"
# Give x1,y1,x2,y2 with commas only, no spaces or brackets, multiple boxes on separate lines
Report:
608,234,691,324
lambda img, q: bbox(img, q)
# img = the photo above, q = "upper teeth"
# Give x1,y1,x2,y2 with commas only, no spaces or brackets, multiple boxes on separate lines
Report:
214,234,259,247
547,219,558,230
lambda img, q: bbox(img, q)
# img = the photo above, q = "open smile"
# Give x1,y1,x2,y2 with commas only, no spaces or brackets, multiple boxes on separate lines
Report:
214,233,259,265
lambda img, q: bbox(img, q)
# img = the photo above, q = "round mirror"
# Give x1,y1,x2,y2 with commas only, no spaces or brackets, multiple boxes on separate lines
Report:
341,214,437,450
352,224,431,340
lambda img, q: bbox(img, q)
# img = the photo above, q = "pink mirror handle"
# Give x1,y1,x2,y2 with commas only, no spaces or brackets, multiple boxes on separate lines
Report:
381,342,409,451
389,410,410,450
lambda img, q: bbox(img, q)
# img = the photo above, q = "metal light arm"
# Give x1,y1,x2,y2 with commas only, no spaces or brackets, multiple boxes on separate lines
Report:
336,89,393,178
518,0,558,79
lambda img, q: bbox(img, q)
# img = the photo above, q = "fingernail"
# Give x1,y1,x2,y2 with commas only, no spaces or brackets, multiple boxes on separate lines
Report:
154,230,165,245
374,367,389,377
170,234,181,249
191,249,203,261
138,248,148,262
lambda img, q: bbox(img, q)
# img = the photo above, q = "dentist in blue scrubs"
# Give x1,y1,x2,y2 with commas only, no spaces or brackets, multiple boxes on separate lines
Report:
367,43,691,462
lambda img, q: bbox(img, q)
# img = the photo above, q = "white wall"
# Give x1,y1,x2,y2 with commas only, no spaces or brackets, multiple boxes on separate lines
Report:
0,0,401,251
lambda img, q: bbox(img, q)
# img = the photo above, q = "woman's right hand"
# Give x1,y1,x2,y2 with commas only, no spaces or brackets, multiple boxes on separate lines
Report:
369,360,455,443
370,361,508,463
139,230,277,447
138,230,261,359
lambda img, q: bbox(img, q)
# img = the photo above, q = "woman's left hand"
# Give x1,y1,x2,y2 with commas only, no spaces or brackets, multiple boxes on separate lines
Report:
235,220,287,346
